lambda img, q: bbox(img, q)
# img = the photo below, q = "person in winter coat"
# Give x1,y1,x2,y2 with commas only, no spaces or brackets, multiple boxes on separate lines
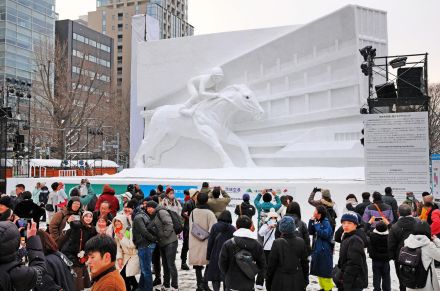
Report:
336,211,368,291
430,209,440,237
189,192,217,291
93,200,114,226
275,201,311,254
150,203,180,290
382,187,398,223
207,186,231,218
46,182,61,223
161,188,183,214
402,192,420,217
418,192,439,223
32,182,43,204
219,215,266,291
85,235,126,291
368,221,391,291
60,210,96,290
266,216,309,291
133,200,158,291
69,179,97,210
205,210,235,291
363,191,394,230
181,189,198,271
342,193,358,214
403,221,440,291
49,196,82,247
256,211,279,290
35,230,75,291
96,217,113,237
308,205,334,291
95,184,120,217
308,187,338,233
254,189,281,234
112,215,139,291
388,204,418,291
0,220,46,291
234,193,256,219
13,191,45,228
275,195,288,218
355,192,371,217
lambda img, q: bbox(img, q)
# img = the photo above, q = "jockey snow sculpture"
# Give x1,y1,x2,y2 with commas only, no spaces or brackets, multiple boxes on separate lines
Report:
134,81,264,168
180,66,224,116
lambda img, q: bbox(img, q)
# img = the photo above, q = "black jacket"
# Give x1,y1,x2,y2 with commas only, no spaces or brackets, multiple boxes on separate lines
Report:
234,202,256,218
338,229,368,290
133,209,157,248
205,221,235,282
368,232,389,261
382,194,398,223
266,234,309,291
388,216,417,260
0,222,46,291
219,233,266,291
275,213,311,255
61,221,97,267
354,199,371,216
35,251,75,291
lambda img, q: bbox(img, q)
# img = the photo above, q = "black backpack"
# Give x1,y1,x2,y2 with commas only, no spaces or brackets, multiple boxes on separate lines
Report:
231,238,260,280
0,261,21,291
397,246,431,288
158,209,184,235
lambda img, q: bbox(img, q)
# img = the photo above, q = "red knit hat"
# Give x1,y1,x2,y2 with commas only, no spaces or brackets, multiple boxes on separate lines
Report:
166,188,174,195
102,184,115,195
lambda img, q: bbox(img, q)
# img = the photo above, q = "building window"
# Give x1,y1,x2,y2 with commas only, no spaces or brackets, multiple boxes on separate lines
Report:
117,78,122,86
118,13,123,21
117,67,122,74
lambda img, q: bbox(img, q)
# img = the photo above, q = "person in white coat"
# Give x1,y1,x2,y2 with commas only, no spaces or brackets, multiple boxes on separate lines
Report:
404,221,440,291
113,215,140,291
256,211,279,290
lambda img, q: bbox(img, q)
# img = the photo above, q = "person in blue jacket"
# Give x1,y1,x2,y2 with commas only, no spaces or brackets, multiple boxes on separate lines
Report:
308,205,334,291
254,189,281,231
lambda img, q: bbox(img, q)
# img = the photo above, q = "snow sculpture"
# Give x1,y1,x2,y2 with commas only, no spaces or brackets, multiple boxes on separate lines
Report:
134,84,264,168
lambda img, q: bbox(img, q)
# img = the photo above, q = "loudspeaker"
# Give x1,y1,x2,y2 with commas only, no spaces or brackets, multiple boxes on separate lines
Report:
375,83,397,99
397,67,424,98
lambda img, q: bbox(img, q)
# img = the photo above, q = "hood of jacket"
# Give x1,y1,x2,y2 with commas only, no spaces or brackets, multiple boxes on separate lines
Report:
112,215,129,232
405,234,431,249
233,228,255,239
320,199,335,208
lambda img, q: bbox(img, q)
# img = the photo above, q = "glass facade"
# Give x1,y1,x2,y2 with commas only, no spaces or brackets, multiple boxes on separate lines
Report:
146,2,193,38
0,0,56,84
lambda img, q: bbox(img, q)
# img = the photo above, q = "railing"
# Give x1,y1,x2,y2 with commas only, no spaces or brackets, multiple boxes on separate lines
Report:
58,170,77,177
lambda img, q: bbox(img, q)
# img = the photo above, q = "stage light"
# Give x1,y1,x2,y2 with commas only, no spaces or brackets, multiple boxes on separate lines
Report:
389,57,407,69
361,62,370,76
359,46,372,61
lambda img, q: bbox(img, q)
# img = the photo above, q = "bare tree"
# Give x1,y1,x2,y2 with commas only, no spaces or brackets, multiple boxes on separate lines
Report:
429,83,440,154
31,37,114,159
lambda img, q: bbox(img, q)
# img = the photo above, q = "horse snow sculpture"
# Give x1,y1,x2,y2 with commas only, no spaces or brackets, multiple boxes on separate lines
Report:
134,84,264,168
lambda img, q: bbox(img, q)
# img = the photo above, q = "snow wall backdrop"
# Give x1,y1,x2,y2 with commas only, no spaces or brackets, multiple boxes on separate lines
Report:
130,5,388,168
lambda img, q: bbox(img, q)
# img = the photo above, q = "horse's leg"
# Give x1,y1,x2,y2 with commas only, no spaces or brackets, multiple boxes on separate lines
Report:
222,131,256,167
197,125,234,167
134,140,149,167
144,130,168,167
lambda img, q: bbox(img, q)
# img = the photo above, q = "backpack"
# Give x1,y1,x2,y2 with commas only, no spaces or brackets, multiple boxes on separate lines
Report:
231,238,260,280
159,209,184,235
325,206,337,231
397,246,431,288
0,261,21,291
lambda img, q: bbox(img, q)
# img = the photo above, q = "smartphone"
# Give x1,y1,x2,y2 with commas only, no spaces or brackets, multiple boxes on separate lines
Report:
17,218,28,229
71,215,80,221
374,217,383,221
267,189,273,192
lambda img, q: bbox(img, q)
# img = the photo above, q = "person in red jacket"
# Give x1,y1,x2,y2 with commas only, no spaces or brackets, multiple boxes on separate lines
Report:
95,185,120,217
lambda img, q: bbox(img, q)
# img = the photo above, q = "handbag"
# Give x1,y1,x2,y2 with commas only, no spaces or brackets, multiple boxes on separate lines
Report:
45,204,54,212
190,210,210,241
332,265,343,288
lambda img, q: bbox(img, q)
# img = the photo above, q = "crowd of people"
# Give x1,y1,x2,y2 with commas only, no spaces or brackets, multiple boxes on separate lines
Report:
1,180,440,291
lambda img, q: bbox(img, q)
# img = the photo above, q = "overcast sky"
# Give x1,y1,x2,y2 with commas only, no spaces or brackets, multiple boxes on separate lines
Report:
57,0,440,83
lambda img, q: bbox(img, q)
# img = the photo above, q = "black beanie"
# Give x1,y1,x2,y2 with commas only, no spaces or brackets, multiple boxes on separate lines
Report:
0,221,20,263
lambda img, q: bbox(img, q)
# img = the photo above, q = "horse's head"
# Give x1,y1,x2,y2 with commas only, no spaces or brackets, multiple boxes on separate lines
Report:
220,84,264,118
